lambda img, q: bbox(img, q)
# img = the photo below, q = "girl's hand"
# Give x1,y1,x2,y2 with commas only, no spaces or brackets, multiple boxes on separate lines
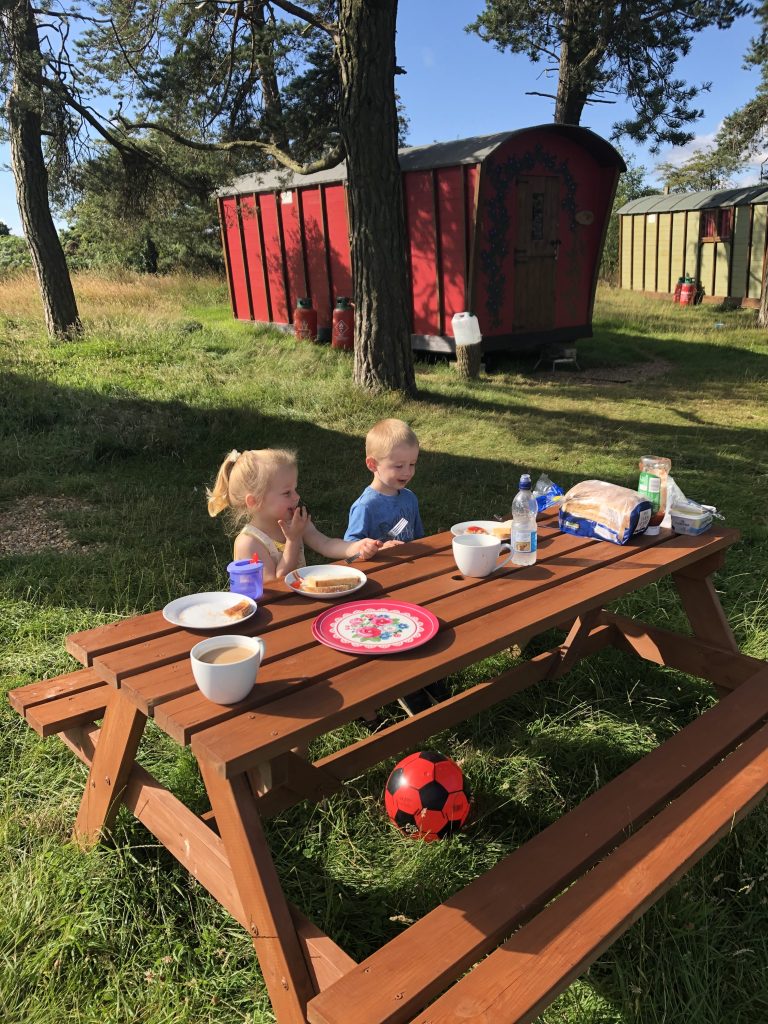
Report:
278,505,310,542
348,537,380,561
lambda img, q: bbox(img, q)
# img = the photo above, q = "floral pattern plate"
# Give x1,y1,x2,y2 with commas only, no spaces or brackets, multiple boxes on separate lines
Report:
311,600,439,656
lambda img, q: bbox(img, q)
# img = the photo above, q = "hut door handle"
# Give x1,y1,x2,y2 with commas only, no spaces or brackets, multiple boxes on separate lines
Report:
550,238,562,260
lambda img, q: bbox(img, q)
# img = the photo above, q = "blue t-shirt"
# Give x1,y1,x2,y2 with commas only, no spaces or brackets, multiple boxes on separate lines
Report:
344,486,424,543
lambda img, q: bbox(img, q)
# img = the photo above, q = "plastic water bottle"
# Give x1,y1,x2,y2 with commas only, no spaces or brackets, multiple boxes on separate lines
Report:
511,474,538,566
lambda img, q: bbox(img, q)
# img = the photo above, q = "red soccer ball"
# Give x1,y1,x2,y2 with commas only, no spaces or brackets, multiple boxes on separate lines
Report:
384,750,470,842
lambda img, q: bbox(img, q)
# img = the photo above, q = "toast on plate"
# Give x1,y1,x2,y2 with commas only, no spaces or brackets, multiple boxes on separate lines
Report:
300,574,359,593
223,598,253,619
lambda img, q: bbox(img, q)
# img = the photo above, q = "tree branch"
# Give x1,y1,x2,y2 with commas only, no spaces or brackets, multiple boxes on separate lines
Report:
118,115,343,174
192,0,338,37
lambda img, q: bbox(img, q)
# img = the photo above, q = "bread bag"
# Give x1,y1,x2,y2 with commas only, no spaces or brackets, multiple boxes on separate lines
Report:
558,480,652,545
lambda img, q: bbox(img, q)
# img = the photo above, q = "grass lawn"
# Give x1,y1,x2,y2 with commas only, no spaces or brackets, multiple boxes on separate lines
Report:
1,271,767,1024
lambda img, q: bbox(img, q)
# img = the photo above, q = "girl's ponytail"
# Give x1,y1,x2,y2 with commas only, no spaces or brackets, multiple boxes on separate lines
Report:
206,449,241,517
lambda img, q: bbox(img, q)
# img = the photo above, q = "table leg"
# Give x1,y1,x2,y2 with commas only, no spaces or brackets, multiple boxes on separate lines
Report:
198,756,316,1024
74,695,146,847
674,566,740,700
674,572,739,653
550,608,604,679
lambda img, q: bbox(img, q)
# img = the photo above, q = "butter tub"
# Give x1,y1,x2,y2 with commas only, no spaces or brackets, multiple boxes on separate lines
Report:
670,505,712,536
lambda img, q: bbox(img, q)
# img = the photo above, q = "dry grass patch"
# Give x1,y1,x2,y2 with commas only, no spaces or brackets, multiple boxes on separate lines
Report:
0,270,223,327
0,496,99,556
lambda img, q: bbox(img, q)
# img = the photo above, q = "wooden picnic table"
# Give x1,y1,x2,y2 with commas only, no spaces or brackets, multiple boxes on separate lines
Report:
10,513,768,1024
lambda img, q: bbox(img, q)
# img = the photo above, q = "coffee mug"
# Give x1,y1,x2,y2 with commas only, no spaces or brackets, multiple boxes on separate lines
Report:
452,534,513,578
190,634,265,704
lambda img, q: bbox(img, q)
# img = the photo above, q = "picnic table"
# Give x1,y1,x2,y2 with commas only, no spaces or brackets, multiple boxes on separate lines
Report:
10,513,768,1024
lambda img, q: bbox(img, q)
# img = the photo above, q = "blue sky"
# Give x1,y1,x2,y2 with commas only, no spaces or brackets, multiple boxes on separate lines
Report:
0,1,763,236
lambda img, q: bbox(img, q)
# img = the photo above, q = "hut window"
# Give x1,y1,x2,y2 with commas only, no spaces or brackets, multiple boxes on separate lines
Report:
531,193,545,240
701,208,733,241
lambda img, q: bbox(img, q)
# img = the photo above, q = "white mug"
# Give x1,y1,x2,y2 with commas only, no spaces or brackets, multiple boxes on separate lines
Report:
189,634,265,704
452,534,513,578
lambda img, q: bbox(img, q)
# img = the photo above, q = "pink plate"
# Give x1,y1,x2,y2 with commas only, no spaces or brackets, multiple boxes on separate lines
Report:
312,600,440,656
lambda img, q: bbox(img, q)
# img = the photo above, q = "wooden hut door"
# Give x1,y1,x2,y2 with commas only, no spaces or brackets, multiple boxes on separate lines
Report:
513,175,559,330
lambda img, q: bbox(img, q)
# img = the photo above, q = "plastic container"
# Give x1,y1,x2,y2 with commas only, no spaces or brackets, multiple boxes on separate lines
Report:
533,473,565,513
670,506,713,536
511,473,538,566
637,456,671,535
451,312,482,347
294,298,317,341
227,558,264,602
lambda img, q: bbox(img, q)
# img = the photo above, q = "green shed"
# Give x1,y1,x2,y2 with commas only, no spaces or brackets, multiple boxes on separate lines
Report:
617,185,768,306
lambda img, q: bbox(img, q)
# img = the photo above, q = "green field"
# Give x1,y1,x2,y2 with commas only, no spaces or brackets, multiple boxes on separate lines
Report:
1,271,767,1023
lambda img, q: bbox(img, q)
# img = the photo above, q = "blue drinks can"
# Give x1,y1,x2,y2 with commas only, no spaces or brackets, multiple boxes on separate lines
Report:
227,558,264,602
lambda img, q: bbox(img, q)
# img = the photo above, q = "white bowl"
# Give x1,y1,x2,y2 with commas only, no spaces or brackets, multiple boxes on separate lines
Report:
189,634,265,704
450,520,510,538
286,564,367,599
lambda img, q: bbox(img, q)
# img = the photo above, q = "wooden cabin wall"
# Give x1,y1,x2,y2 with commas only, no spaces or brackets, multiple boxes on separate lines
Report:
403,165,477,338
651,212,663,290
698,239,715,298
620,216,632,288
730,207,750,298
615,204,767,301
656,213,671,293
630,216,644,290
670,212,685,284
474,128,619,337
748,205,766,299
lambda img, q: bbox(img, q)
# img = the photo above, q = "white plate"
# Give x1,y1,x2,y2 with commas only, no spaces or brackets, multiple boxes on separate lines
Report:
162,592,257,629
450,520,511,537
286,564,367,600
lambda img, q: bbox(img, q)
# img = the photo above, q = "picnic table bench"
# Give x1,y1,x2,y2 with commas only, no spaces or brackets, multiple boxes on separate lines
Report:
10,513,768,1024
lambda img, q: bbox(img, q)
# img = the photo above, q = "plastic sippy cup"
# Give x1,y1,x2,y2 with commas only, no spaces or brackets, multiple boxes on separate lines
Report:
227,557,264,602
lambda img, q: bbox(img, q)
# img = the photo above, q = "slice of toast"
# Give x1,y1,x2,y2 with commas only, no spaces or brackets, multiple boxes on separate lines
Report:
223,598,253,619
301,574,359,592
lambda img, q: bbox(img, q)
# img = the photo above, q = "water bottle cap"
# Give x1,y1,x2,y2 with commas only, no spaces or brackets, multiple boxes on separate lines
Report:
227,558,263,575
519,474,532,489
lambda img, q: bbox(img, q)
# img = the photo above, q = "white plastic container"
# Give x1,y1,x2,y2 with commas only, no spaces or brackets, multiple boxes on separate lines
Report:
451,312,482,347
670,505,712,536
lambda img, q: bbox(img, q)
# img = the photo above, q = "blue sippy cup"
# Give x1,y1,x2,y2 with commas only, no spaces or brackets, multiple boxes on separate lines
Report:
227,558,264,603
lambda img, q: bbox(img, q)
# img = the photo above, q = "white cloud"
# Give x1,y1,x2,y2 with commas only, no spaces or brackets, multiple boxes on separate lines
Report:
656,129,720,168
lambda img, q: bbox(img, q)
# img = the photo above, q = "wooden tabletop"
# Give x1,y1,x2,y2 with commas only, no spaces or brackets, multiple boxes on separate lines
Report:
66,516,739,781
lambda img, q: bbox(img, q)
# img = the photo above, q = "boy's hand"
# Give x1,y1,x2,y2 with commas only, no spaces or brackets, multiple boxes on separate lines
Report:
379,539,404,550
279,505,310,542
349,537,381,561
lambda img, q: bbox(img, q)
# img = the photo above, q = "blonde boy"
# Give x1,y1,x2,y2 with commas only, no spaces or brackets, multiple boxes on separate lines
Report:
344,418,425,545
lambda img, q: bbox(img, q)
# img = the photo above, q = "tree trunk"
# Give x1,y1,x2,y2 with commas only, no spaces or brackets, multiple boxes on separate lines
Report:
253,2,292,155
553,0,593,126
337,0,415,394
5,0,81,337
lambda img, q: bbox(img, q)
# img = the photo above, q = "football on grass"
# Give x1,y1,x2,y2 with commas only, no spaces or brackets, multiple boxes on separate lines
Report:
384,750,470,842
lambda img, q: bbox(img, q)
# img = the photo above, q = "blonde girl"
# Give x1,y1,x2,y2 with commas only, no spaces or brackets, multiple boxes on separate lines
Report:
207,448,380,581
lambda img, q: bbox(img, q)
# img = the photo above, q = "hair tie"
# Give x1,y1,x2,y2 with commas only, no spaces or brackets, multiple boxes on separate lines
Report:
228,449,241,464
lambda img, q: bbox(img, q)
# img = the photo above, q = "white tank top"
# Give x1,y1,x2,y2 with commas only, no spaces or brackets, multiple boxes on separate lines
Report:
239,524,306,569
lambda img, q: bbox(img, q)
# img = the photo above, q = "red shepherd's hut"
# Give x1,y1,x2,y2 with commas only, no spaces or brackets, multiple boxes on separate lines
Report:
217,124,625,354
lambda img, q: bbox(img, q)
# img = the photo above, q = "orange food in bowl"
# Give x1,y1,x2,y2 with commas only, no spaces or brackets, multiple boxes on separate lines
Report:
466,525,488,534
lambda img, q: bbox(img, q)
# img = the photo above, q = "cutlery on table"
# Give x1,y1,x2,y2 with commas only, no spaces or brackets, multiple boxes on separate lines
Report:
345,517,409,563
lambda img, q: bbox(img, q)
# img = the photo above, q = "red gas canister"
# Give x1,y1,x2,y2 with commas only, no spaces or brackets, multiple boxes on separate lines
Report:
294,297,318,341
673,277,684,303
680,277,696,306
331,297,354,351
